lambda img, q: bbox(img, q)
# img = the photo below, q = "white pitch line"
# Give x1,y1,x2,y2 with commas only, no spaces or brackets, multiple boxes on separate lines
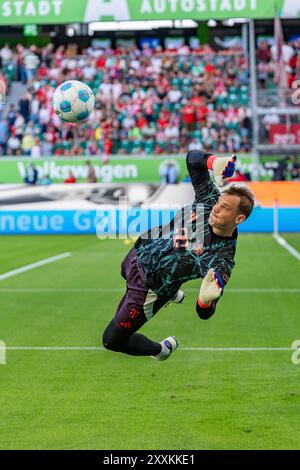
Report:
182,347,291,351
0,346,292,352
273,234,300,262
0,288,299,293
0,253,72,282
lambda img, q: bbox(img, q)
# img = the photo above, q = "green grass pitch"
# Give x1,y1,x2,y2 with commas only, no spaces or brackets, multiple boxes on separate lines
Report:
0,234,300,450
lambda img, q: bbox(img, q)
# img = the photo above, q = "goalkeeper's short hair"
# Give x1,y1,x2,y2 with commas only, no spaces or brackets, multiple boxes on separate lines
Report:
223,184,254,219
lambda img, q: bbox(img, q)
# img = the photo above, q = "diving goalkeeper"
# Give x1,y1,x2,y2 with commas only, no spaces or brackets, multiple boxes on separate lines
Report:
102,151,254,361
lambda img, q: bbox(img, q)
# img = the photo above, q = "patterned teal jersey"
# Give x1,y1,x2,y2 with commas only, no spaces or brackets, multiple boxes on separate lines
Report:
134,151,237,299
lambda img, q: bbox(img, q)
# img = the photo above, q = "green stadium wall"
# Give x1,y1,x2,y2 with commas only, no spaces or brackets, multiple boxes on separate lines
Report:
0,155,295,184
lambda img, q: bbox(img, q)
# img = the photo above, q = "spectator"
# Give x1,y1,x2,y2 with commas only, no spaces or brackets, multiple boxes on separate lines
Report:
39,104,51,133
7,131,21,155
0,118,9,154
39,174,52,186
37,61,49,80
271,40,294,66
82,59,96,81
30,94,40,123
23,46,40,83
13,112,25,140
21,133,35,156
0,44,13,67
188,138,203,151
168,85,182,104
31,137,42,158
273,158,289,181
182,100,195,131
64,171,77,184
16,44,26,83
290,154,300,180
257,62,269,89
164,123,179,140
262,111,280,139
19,93,31,122
86,160,97,183
7,104,17,127
160,161,179,184
24,163,38,184
256,40,271,63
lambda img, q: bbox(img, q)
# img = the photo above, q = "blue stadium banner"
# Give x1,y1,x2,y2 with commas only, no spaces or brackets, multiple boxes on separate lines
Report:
1,208,300,235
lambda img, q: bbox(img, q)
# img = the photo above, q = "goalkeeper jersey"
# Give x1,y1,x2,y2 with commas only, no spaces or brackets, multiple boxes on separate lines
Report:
134,151,237,300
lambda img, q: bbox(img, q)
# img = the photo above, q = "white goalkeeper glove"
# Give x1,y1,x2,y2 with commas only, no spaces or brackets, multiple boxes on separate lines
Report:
198,269,224,308
212,154,237,187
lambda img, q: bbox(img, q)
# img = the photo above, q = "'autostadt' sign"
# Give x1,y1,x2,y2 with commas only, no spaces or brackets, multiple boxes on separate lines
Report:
0,0,298,25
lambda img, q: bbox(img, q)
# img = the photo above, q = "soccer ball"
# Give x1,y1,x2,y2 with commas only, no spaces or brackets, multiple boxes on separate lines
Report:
52,80,95,123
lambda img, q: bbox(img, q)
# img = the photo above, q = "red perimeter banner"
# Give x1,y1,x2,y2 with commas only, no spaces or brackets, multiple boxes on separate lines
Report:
269,124,300,145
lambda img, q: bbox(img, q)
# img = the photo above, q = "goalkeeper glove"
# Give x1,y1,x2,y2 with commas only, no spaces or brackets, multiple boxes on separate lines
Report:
198,269,224,308
212,154,237,187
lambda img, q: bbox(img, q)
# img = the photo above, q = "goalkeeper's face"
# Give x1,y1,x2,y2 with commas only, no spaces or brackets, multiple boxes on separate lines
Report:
209,194,246,231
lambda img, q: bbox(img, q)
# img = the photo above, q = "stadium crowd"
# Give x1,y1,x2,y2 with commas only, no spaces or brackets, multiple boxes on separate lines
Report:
256,36,300,89
0,42,253,157
255,36,300,140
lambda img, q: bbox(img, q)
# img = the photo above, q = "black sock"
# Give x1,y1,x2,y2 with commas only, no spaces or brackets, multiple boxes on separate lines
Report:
103,320,161,356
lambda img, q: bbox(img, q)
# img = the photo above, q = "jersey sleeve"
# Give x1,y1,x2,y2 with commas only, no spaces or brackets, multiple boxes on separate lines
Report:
196,298,219,320
186,150,220,209
209,245,236,285
196,248,236,320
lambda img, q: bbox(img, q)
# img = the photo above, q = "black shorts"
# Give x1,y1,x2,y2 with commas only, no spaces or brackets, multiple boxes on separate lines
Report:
114,248,167,334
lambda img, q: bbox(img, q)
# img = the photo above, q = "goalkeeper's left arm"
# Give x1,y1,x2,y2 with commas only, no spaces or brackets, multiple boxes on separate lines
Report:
196,269,225,320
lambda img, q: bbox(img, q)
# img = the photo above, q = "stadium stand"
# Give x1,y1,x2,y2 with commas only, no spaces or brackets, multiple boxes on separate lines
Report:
256,36,300,109
256,37,300,87
0,43,252,157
